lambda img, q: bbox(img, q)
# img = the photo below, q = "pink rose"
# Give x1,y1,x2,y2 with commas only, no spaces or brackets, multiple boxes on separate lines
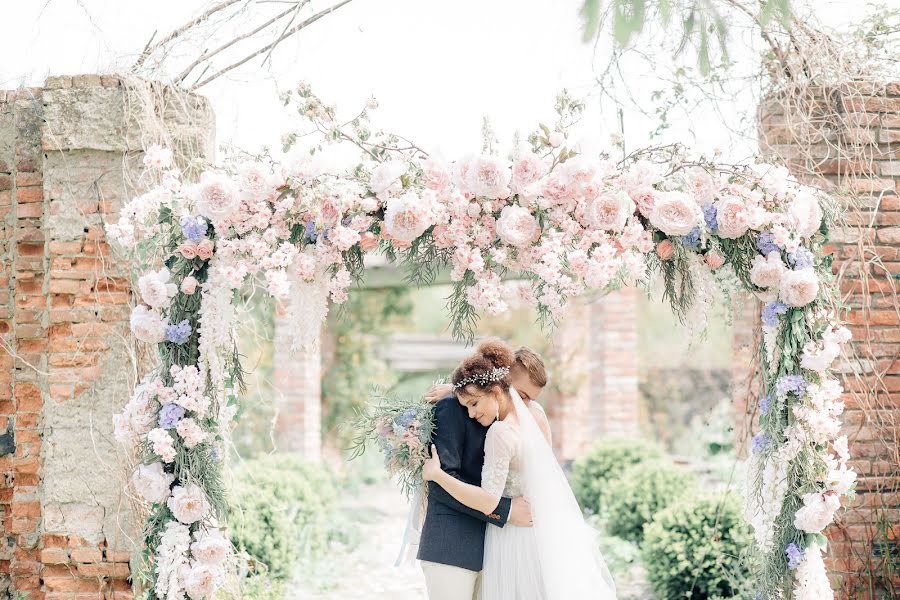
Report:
656,239,675,261
196,239,215,260
629,185,657,218
422,158,451,191
496,205,540,248
585,190,634,232
193,171,240,222
705,250,725,269
511,153,547,195
750,252,784,288
328,225,361,251
716,196,750,239
180,276,199,295
779,268,820,307
179,243,198,259
359,232,379,252
649,192,699,236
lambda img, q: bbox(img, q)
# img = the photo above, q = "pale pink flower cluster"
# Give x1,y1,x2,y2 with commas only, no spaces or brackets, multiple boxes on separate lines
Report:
170,364,209,416
144,145,174,170
176,418,208,449
148,428,177,463
114,374,160,443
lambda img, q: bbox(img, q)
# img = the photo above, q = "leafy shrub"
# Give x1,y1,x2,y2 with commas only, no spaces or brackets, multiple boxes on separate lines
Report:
229,454,336,581
570,438,661,514
642,494,752,600
606,460,697,542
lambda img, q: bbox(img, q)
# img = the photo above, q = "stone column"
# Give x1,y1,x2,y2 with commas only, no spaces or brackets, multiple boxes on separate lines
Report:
272,307,322,461
0,74,214,600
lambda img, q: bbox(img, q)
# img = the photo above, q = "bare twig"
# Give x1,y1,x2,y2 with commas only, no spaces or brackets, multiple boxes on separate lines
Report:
189,0,355,90
133,0,245,70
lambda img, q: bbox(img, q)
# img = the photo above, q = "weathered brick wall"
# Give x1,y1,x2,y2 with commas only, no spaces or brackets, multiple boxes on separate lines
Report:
1,75,214,600
756,82,900,598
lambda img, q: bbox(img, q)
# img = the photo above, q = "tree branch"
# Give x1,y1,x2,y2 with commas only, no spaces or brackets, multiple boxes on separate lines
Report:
189,0,355,90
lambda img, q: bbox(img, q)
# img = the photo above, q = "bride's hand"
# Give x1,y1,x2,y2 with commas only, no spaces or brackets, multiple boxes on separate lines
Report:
422,445,442,482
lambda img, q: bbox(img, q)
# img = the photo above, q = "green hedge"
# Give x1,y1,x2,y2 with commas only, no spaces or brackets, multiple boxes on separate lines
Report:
606,461,697,542
229,454,336,581
642,494,752,600
570,438,661,514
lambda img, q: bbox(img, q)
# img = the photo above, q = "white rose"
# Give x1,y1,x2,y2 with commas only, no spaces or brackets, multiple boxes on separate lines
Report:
383,191,432,242
800,340,841,372
793,492,841,533
826,467,856,496
132,462,174,504
369,160,407,200
138,268,178,309
779,268,820,307
715,196,750,239
790,189,824,238
130,305,166,344
496,205,540,248
191,530,231,566
167,484,211,525
649,191,700,236
181,563,220,599
465,155,512,200
585,189,634,232
192,171,240,222
750,252,785,289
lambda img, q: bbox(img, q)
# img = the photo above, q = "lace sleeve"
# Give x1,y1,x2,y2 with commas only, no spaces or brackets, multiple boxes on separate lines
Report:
481,422,518,498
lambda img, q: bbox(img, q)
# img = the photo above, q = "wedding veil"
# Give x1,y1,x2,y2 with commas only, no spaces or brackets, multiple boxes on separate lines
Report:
511,386,618,599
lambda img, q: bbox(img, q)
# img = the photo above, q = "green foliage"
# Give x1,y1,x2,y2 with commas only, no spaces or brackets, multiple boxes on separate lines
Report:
606,460,697,542
579,0,793,74
228,454,336,581
219,574,285,600
322,288,412,445
570,438,661,514
642,494,753,600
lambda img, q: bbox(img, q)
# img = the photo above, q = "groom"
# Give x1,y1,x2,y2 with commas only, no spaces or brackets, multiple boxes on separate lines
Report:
417,346,549,600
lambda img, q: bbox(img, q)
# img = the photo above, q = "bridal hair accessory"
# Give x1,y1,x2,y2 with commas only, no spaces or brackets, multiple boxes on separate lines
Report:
454,366,510,389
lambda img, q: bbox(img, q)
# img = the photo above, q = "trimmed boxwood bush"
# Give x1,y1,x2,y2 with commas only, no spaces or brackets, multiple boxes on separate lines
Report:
229,454,336,581
606,460,697,542
642,494,752,600
570,438,661,514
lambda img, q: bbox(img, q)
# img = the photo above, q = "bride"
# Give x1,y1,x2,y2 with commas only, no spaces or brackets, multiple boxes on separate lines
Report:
422,339,617,600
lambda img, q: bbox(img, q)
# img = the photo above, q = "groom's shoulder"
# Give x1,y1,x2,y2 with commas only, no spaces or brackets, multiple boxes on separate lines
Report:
433,395,465,421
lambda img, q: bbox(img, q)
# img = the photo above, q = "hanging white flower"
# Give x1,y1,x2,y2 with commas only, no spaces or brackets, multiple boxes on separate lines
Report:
138,267,179,310
132,462,175,504
793,543,834,600
794,491,841,533
168,484,211,525
154,521,191,600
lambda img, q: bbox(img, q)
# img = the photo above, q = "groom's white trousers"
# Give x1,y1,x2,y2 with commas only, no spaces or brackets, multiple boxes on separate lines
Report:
421,560,481,600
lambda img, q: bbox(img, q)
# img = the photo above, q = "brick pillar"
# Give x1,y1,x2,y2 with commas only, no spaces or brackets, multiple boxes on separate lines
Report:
1,75,214,600
587,286,640,439
759,82,900,598
545,289,640,462
272,307,322,460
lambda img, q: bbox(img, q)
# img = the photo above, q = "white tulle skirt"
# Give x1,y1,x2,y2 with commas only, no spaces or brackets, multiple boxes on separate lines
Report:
480,524,547,600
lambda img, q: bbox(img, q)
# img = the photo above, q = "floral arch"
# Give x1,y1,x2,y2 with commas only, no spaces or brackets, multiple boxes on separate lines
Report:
111,87,854,600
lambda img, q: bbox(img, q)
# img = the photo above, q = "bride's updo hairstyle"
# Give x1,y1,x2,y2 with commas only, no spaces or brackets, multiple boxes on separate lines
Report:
452,338,515,398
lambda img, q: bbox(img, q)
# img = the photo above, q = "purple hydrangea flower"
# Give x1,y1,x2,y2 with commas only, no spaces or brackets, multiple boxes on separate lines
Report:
761,301,788,327
158,403,185,430
395,408,417,428
789,247,815,270
210,445,221,463
681,227,701,250
785,542,805,569
304,220,318,243
165,320,192,345
703,204,718,231
756,232,780,256
181,216,208,243
760,394,771,416
776,374,807,398
751,433,770,454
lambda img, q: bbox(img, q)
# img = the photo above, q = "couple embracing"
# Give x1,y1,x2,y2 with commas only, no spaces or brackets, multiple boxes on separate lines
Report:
413,338,616,600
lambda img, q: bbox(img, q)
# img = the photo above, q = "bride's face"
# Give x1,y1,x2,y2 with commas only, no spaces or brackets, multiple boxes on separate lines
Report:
458,386,504,427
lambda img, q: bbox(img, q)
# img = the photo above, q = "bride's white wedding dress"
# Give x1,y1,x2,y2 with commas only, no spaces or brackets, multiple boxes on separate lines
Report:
479,388,617,600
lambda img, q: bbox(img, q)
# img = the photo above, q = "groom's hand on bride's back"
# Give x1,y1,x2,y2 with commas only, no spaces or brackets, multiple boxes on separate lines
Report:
508,497,533,527
424,383,455,403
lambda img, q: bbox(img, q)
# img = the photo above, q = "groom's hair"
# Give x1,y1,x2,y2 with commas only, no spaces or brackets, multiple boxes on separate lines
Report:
514,346,547,387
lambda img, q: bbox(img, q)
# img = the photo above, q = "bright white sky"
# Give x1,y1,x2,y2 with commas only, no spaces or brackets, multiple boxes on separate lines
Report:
2,0,882,164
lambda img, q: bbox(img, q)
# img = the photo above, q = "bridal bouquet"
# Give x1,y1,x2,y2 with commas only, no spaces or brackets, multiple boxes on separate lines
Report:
350,390,436,498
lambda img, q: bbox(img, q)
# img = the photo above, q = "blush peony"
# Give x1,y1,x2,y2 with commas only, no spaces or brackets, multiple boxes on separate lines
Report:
383,191,432,242
369,160,407,200
496,205,540,248
138,268,178,309
510,153,547,196
465,155,512,199
193,171,240,222
789,189,824,239
750,252,785,289
715,196,750,239
649,191,700,236
130,305,167,344
191,530,231,566
132,462,175,504
167,484,211,525
779,268,820,307
585,190,634,232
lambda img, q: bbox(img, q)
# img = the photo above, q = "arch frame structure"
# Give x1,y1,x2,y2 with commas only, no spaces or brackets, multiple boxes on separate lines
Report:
111,88,854,600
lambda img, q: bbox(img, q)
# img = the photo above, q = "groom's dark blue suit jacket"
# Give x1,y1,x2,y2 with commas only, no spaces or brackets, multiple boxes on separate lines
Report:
417,396,512,572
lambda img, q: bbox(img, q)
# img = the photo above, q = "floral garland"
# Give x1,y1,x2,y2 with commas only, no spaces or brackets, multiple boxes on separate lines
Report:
109,88,854,599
